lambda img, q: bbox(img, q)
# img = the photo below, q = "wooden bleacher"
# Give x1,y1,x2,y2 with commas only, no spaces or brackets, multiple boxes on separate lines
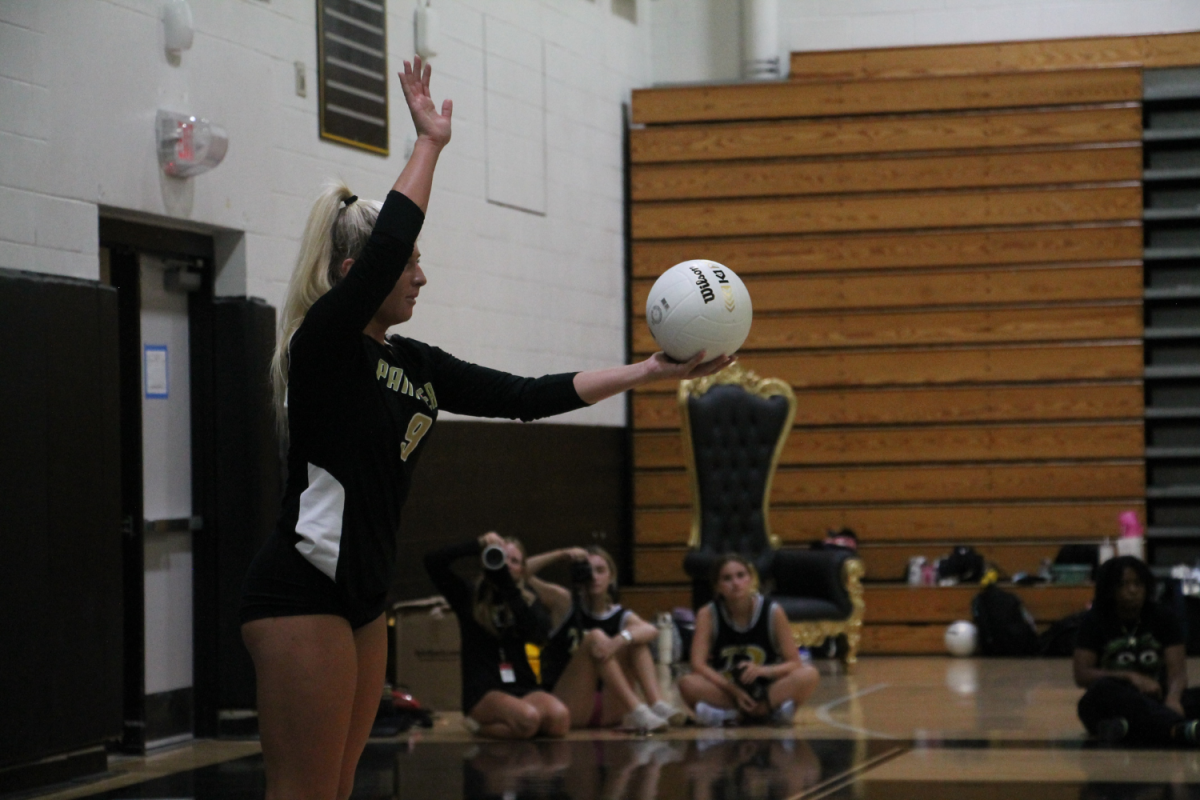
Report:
627,32,1200,654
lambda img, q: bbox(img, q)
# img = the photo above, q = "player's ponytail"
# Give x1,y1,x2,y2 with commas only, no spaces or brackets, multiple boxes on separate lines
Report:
271,182,383,435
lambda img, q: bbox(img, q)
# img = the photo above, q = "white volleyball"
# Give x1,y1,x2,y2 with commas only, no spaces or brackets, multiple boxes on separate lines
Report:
645,260,753,362
944,621,978,657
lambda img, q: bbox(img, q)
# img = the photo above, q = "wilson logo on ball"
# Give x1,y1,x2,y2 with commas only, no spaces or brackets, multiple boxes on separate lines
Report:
645,260,753,362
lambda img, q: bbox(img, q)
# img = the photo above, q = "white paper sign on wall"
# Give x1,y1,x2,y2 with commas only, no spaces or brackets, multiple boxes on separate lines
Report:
145,344,169,399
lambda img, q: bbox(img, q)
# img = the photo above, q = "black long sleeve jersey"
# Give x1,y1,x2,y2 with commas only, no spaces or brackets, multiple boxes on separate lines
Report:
243,191,587,629
424,539,550,712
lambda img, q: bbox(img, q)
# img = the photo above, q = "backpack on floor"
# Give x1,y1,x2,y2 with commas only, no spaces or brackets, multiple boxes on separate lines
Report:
971,585,1039,656
1038,610,1088,657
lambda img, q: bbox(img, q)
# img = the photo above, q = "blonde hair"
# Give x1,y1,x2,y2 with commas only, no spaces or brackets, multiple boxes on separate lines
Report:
473,536,537,638
270,181,384,434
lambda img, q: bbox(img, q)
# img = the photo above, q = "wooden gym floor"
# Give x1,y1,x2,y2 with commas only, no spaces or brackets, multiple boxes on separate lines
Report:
12,657,1200,800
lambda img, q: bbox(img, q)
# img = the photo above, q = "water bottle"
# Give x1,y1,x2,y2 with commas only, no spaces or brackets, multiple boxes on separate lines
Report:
656,612,674,665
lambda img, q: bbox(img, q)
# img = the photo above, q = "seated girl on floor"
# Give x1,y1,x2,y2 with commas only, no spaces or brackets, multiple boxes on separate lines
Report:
1074,554,1200,747
424,532,569,739
678,554,819,727
524,545,686,732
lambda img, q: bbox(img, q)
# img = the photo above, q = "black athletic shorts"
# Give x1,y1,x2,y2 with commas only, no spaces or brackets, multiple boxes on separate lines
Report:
240,531,386,630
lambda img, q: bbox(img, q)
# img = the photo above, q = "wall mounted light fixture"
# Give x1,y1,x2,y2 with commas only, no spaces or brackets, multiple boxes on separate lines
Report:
157,110,228,177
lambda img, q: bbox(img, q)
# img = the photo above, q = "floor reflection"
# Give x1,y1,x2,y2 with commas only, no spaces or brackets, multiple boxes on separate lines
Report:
460,738,826,800
54,736,1200,800
832,782,1200,800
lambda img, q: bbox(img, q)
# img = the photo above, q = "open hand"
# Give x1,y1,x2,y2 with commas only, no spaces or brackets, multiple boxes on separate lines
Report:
399,56,452,146
645,351,735,382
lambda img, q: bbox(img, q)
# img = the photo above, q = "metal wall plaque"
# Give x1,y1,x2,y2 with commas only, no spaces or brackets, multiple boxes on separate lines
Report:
317,0,389,155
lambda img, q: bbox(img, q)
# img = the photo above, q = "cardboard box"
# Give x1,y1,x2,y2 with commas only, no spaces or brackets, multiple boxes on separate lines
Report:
393,596,462,711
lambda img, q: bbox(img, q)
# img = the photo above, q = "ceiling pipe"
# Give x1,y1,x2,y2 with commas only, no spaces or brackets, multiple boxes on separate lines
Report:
742,0,782,81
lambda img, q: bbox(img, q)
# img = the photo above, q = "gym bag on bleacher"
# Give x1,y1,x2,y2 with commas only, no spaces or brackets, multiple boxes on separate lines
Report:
971,585,1039,656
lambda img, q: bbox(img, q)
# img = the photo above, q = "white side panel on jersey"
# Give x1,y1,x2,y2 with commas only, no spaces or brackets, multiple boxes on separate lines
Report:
295,463,346,581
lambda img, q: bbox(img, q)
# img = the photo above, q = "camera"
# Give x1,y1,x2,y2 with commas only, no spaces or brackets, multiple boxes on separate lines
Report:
570,559,594,586
481,545,507,571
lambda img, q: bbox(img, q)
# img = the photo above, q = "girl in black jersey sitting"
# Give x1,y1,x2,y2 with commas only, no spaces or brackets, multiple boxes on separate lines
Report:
424,533,567,738
678,555,819,727
525,547,686,731
1074,555,1200,746
240,57,731,800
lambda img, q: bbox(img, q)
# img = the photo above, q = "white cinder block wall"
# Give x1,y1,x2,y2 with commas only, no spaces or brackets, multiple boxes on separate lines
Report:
0,0,651,426
651,0,1200,84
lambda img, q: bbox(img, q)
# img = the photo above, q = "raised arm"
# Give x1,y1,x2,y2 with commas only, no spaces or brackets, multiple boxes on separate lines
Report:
526,547,589,577
423,538,480,618
523,547,586,627
392,56,451,213
296,57,450,341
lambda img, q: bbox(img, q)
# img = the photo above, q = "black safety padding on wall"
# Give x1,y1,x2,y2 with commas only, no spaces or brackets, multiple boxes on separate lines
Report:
210,297,280,710
393,421,628,602
0,268,122,770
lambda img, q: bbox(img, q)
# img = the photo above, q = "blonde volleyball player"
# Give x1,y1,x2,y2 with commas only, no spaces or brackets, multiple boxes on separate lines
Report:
239,58,730,800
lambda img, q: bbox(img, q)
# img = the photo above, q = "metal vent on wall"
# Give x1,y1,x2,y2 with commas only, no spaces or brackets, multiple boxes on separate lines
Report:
1143,67,1200,565
317,0,389,155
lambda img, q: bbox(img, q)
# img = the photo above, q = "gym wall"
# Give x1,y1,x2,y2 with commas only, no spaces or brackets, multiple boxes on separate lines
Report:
648,0,1200,84
0,0,651,428
626,32,1200,653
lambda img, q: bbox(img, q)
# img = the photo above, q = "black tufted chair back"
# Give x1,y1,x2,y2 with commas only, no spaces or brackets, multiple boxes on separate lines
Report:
679,366,795,607
687,384,790,555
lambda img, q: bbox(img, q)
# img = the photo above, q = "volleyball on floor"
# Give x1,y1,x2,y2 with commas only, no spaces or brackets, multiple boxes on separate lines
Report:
644,260,753,362
944,621,978,657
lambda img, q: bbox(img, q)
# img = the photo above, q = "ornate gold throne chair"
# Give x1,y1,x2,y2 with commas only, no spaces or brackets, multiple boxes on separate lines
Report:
678,364,865,667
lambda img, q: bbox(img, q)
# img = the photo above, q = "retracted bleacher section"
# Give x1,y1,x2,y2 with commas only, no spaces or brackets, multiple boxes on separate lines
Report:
625,32,1200,654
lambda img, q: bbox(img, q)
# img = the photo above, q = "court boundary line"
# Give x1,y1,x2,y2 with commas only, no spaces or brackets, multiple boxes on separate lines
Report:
814,682,899,740
789,743,910,800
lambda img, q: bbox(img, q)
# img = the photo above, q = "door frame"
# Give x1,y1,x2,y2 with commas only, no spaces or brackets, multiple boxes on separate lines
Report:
99,218,218,749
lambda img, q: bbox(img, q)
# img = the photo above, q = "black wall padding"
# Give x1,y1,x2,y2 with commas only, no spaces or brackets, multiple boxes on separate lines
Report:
0,269,123,769
393,421,628,602
211,298,280,710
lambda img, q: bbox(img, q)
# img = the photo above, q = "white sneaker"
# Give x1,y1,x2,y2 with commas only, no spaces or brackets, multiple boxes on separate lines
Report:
622,703,669,733
651,700,688,727
694,701,737,728
771,699,796,727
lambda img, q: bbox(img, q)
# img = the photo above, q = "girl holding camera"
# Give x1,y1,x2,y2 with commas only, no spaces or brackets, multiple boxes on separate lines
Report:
524,547,684,731
424,532,568,738
678,555,819,727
